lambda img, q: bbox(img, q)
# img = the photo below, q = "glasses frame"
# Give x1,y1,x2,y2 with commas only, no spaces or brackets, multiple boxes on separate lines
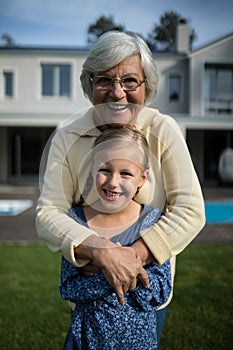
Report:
90,75,147,91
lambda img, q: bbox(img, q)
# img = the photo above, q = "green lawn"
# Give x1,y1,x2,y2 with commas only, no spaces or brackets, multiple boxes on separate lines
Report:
0,243,232,350
160,243,233,349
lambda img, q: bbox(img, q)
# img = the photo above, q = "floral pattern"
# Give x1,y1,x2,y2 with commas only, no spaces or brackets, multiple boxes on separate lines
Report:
60,205,171,350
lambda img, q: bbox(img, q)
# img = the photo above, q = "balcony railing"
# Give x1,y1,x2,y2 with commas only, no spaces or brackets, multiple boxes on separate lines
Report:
205,99,233,116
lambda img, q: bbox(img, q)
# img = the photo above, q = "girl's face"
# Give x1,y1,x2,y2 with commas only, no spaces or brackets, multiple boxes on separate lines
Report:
93,147,148,213
92,55,146,128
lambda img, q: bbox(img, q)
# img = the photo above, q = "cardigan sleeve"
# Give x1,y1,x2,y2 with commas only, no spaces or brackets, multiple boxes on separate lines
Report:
140,114,206,265
35,128,98,267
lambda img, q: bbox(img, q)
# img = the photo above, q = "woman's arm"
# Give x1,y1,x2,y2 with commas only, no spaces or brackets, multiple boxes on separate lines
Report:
60,257,171,309
36,129,99,266
137,114,206,265
61,207,170,307
36,127,149,304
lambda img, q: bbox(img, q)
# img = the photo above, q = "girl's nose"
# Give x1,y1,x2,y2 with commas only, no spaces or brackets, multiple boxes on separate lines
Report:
107,173,119,188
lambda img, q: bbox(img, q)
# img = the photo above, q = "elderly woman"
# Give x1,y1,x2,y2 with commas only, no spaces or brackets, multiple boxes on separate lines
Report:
36,31,205,343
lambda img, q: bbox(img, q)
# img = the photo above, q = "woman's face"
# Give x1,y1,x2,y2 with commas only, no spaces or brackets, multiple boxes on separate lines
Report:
92,55,146,128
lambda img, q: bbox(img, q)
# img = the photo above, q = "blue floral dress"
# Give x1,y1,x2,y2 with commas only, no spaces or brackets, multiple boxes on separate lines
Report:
60,205,171,350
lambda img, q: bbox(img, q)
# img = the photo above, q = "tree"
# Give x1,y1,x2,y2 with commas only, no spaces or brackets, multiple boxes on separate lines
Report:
1,33,16,46
87,15,125,45
147,11,197,52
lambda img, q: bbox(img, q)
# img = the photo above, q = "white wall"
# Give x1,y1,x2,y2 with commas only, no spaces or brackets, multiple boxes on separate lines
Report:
190,35,233,116
0,49,91,125
151,54,189,115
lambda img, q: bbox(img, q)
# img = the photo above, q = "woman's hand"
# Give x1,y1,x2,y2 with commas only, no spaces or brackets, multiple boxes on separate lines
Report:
74,236,150,304
94,245,150,304
131,238,158,266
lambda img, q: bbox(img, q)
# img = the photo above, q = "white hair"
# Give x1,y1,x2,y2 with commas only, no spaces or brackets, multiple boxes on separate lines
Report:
80,31,159,105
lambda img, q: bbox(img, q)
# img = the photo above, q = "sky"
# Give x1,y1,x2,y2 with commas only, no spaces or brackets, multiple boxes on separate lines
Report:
0,0,233,50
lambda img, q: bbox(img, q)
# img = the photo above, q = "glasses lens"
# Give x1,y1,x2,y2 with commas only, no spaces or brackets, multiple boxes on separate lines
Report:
93,76,144,91
94,77,112,89
122,78,139,90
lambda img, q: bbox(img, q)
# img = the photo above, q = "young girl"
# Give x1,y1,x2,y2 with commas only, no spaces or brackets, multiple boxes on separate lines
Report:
60,127,171,350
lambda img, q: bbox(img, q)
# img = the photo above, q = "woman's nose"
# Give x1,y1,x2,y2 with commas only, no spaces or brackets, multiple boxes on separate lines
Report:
109,81,126,99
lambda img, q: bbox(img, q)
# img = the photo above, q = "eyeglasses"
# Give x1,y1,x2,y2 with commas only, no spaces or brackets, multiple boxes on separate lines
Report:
90,75,146,91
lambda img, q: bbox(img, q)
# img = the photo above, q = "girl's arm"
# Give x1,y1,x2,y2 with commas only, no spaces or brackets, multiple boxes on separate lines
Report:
60,256,113,302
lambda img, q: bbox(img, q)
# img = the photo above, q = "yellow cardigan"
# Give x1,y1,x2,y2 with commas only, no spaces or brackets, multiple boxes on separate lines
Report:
36,107,205,307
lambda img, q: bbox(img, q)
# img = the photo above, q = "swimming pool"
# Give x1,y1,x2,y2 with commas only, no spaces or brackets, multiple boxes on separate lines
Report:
0,199,232,223
0,200,33,216
205,201,233,224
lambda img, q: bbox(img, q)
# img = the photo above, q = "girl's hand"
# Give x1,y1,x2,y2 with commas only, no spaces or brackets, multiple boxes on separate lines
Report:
81,262,100,277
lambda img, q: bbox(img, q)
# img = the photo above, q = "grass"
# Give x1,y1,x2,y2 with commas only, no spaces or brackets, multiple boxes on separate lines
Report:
0,243,232,350
160,243,233,349
0,244,70,350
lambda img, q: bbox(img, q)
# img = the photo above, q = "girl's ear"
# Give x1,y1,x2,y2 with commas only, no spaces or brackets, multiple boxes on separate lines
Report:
139,169,149,188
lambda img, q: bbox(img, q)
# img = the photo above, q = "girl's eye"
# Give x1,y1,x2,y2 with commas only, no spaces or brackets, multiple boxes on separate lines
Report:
121,171,133,177
98,168,110,174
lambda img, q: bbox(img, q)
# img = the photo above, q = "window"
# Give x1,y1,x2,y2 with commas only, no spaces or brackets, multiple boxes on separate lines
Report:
169,74,181,102
41,64,71,97
4,71,14,97
9,127,55,179
204,64,233,115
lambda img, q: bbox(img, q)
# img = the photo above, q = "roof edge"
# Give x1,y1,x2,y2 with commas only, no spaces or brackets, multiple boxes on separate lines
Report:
191,31,233,56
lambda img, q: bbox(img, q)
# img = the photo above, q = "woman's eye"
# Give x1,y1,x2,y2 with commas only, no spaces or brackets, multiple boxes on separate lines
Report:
122,77,138,89
124,77,137,84
96,77,111,85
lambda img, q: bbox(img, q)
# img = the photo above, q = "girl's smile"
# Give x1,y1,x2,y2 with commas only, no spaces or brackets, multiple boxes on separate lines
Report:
102,189,123,201
93,152,148,213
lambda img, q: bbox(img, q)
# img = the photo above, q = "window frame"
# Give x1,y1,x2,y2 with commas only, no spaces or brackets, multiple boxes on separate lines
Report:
204,63,233,115
168,73,183,103
0,67,16,99
40,61,73,99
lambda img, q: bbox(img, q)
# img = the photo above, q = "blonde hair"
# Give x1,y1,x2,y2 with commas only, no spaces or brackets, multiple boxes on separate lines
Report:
94,127,150,171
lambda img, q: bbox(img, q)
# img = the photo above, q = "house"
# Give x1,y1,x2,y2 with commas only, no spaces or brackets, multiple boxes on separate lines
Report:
0,26,232,186
0,46,91,184
180,30,233,186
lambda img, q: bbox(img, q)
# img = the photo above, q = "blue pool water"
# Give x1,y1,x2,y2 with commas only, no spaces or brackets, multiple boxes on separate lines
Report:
205,201,233,224
0,200,33,216
0,199,232,223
